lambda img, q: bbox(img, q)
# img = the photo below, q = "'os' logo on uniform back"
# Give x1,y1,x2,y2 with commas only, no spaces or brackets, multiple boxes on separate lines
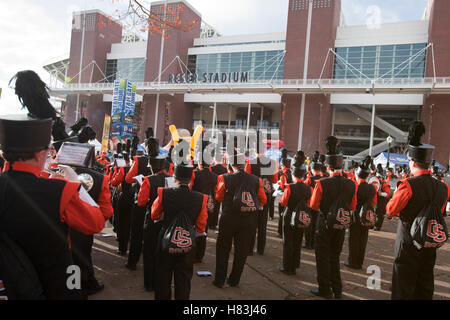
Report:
299,211,311,226
426,220,447,243
336,208,351,226
242,192,255,208
171,227,192,248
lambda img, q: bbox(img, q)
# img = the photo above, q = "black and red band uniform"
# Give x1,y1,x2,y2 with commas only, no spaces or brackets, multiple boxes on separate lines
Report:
70,167,113,297
214,169,267,287
374,177,391,231
245,156,278,255
209,163,228,229
111,164,134,254
347,179,377,269
191,166,218,263
303,173,323,249
136,169,170,291
277,167,292,234
0,162,110,300
387,170,450,300
125,156,154,268
151,186,208,300
279,180,313,274
310,172,357,297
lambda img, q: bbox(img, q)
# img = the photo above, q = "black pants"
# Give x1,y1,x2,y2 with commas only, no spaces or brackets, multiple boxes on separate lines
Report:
314,214,345,296
249,203,269,255
282,211,304,273
117,193,134,253
209,200,220,228
215,213,254,286
375,197,387,230
70,230,96,294
278,204,284,236
269,195,275,219
348,221,369,269
194,225,208,263
128,205,147,266
143,218,162,290
304,210,318,249
391,221,437,300
154,251,194,300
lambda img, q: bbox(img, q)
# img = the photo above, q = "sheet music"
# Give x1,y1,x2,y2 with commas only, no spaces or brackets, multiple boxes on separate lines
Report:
133,174,144,186
115,158,126,167
165,177,176,188
56,142,93,167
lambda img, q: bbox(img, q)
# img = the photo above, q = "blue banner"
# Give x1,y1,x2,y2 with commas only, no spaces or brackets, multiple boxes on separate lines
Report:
110,79,136,139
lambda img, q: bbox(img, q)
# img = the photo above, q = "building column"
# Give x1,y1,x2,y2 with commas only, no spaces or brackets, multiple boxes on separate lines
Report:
369,104,376,156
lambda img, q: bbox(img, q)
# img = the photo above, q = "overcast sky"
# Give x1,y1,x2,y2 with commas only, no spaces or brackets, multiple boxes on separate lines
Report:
0,0,429,115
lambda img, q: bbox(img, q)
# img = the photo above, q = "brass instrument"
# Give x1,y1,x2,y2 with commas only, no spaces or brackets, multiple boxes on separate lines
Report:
45,166,95,192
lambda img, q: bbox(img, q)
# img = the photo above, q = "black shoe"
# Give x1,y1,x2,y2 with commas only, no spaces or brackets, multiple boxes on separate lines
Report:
277,233,282,239
85,282,105,296
117,250,127,256
257,251,264,256
279,267,296,276
144,285,154,292
334,292,342,300
125,263,137,271
194,259,203,264
310,287,333,299
226,278,239,287
212,280,224,288
344,262,362,270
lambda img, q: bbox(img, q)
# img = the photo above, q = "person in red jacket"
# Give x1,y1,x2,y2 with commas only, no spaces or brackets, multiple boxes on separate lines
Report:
346,156,377,270
151,150,208,300
374,164,391,231
213,149,267,288
387,121,450,300
309,136,357,299
279,151,313,275
0,71,109,300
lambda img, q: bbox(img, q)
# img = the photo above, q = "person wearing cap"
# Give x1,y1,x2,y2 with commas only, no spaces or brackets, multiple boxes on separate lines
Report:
0,70,111,300
309,136,357,299
135,135,170,291
191,140,219,263
279,151,313,275
209,154,228,230
386,121,450,300
346,156,377,270
110,139,134,256
374,164,391,231
125,133,155,271
245,132,278,256
150,141,208,300
213,149,267,288
304,151,324,250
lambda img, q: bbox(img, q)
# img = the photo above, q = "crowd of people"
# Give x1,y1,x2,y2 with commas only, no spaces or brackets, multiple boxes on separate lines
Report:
0,70,449,301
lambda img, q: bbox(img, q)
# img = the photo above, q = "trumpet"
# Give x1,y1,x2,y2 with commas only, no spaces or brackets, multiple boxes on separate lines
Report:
45,166,94,192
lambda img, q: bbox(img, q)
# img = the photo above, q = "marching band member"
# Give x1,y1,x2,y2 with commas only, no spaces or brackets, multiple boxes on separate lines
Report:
279,151,312,275
387,121,450,300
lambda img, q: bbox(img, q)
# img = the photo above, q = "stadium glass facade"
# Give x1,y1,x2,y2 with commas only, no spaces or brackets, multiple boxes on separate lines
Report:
333,43,427,80
189,50,285,82
105,57,146,83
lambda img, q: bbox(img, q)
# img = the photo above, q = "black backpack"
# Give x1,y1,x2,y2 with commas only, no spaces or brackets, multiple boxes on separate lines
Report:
290,199,312,229
326,178,353,230
232,175,259,213
359,202,376,229
410,182,448,250
159,211,196,255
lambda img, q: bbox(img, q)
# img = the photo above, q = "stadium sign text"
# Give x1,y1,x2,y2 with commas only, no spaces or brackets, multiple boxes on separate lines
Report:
168,72,249,84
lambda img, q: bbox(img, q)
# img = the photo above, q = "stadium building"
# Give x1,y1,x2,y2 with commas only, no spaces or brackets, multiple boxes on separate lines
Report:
45,0,450,165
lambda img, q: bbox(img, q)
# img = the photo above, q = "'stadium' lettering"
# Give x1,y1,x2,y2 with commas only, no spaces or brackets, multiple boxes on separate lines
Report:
169,72,250,84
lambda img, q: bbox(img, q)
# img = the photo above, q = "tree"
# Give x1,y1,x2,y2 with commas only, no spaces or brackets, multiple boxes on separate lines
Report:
99,0,200,38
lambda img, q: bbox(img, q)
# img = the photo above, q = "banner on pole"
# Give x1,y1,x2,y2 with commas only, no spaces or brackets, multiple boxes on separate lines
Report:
110,79,136,140
101,114,111,153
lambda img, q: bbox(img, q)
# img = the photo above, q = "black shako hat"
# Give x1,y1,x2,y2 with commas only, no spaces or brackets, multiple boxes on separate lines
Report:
407,121,434,164
310,151,323,171
324,136,343,169
173,139,194,180
281,149,291,168
146,128,166,171
291,150,307,179
1,70,57,153
356,156,372,180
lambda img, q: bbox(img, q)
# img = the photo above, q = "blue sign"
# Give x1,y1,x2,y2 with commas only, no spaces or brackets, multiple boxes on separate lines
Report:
111,79,136,139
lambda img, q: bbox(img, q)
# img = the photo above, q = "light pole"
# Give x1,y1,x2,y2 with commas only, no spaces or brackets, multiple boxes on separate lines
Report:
386,135,394,169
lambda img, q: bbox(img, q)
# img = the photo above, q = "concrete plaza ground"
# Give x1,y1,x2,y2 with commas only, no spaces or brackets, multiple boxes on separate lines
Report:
89,212,450,300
